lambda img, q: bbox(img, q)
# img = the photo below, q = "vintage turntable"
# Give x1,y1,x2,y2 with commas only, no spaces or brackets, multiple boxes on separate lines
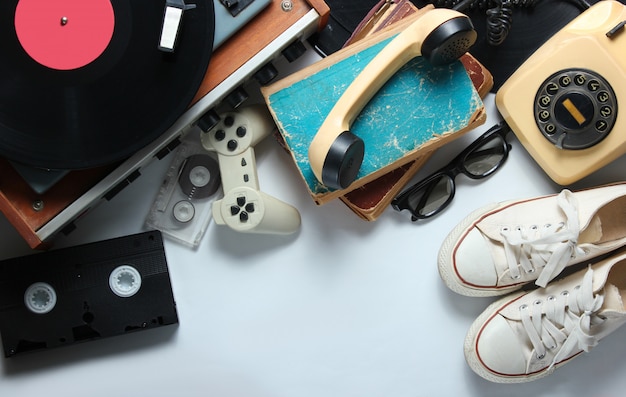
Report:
0,0,329,248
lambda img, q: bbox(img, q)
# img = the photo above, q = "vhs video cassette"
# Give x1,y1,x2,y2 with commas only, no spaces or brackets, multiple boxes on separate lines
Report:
0,230,178,358
146,129,222,247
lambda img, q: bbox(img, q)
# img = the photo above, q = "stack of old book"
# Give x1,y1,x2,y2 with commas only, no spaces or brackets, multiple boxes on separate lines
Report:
262,1,493,220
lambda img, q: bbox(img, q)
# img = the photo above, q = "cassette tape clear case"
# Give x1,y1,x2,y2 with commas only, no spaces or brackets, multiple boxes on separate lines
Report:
146,129,222,247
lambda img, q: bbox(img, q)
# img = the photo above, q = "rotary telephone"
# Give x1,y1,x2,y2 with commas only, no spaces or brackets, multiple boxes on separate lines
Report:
496,0,626,185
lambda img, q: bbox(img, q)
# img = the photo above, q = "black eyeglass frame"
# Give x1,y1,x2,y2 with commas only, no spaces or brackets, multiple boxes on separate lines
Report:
391,121,512,221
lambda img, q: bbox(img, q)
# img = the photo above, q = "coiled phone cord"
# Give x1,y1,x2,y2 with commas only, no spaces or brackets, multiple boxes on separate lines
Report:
430,0,591,46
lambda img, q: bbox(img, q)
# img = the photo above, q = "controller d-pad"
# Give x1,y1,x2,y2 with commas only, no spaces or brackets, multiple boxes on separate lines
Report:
534,68,617,149
229,195,256,223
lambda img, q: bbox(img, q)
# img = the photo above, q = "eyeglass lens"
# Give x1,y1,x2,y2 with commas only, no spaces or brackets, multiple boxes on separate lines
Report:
406,131,508,218
412,175,454,217
463,133,507,177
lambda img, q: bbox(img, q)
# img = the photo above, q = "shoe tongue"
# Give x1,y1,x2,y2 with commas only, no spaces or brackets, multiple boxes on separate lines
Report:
600,283,625,314
591,257,617,292
579,214,603,244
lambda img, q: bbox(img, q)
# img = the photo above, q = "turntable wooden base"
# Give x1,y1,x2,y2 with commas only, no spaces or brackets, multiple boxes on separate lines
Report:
0,159,117,249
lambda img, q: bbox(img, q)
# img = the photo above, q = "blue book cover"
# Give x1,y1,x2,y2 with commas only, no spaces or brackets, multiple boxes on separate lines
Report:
263,35,485,203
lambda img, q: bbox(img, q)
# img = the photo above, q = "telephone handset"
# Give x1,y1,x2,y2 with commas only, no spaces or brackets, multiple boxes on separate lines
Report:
495,0,626,185
308,7,477,190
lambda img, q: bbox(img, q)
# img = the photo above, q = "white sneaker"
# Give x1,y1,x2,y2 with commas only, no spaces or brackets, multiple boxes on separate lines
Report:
438,182,626,297
464,249,626,383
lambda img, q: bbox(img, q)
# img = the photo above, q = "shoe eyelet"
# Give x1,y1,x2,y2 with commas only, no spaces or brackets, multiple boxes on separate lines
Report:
544,223,552,228
534,299,542,306
574,285,581,290
561,290,569,296
501,227,510,232
526,268,535,273
549,345,557,350
547,295,556,301
519,304,528,311
511,274,521,280
530,225,538,230
536,353,545,360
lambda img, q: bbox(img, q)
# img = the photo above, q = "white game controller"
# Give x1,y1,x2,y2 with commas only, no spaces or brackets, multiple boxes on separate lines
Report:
200,104,301,234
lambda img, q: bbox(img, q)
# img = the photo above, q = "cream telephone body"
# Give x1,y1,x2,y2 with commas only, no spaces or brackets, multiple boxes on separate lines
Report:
496,0,626,185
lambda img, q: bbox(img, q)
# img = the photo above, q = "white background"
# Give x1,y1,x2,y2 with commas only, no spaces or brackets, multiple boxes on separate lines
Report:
1,47,626,397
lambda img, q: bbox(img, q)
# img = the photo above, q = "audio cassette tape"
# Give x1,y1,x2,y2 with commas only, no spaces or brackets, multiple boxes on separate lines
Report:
0,231,178,358
145,130,222,248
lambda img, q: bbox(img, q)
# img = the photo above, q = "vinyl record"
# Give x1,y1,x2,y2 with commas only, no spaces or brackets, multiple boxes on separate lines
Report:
0,0,214,169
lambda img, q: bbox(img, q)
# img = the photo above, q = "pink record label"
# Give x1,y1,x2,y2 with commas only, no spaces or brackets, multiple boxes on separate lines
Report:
15,0,115,70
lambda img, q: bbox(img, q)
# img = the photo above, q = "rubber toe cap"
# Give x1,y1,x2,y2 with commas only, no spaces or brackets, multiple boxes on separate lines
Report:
454,228,498,288
475,315,527,376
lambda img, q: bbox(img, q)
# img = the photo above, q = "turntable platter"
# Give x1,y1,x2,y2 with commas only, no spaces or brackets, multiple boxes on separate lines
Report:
0,0,215,169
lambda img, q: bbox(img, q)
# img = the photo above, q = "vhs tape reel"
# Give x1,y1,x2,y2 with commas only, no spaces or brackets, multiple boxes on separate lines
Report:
146,129,222,247
0,231,178,358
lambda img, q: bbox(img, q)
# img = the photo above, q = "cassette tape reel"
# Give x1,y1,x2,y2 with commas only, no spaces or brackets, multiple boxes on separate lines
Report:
146,130,222,247
0,231,178,358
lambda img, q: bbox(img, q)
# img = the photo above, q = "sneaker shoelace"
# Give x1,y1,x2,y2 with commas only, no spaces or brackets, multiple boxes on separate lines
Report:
500,190,585,287
519,267,605,371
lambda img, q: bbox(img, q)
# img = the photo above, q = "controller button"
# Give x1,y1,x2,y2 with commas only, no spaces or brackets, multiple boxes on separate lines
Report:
227,139,238,151
236,126,247,137
215,129,226,141
227,195,254,223
224,115,235,127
